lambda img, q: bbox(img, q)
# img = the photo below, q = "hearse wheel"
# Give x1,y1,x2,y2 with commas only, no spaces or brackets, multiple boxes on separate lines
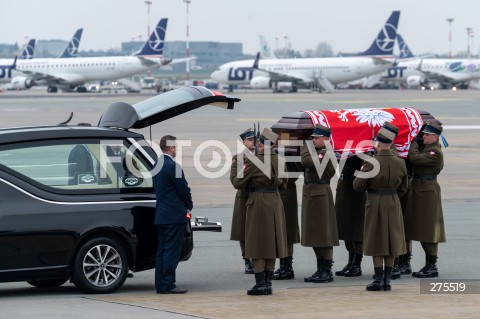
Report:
73,237,129,294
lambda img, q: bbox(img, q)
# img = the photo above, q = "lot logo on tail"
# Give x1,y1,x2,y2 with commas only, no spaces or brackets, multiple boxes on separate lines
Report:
136,18,168,56
376,23,397,52
148,20,167,52
67,30,82,57
23,41,36,59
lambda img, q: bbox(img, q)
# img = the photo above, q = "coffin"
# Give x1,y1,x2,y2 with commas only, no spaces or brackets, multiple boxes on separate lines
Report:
272,108,442,158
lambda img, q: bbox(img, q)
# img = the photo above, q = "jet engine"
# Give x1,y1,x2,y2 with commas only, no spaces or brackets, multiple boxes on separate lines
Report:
11,77,34,90
250,76,271,89
406,75,425,88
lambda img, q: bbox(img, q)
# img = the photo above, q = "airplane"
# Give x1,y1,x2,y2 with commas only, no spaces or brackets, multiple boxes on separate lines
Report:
2,18,186,93
349,33,416,89
59,28,83,58
0,29,84,90
1,29,82,88
210,11,400,93
0,40,36,89
380,35,480,90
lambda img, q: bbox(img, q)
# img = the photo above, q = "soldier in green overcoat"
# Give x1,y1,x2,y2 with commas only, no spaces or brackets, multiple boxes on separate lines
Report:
353,126,408,291
273,160,301,280
300,124,339,284
230,129,255,274
335,155,366,277
404,122,445,278
232,128,288,296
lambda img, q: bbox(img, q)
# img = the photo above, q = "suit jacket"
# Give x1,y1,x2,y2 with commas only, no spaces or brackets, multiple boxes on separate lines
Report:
153,154,193,225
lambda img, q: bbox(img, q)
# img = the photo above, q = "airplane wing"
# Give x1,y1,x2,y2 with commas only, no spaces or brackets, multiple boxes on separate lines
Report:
251,52,334,92
168,56,197,65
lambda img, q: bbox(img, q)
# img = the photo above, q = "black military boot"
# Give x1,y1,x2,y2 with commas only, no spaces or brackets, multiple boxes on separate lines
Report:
384,266,392,291
344,253,363,277
304,258,323,282
366,267,384,291
265,270,273,295
400,253,412,275
391,257,401,280
247,272,268,295
335,251,354,276
273,256,294,280
312,259,334,283
272,258,284,279
413,254,438,278
244,258,254,274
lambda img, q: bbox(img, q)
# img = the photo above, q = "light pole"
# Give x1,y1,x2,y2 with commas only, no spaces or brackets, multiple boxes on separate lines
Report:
144,0,152,38
447,18,454,58
144,0,152,39
466,27,474,59
184,0,191,84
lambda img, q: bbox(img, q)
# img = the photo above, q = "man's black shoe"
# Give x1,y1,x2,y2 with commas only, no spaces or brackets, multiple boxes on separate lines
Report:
158,288,188,294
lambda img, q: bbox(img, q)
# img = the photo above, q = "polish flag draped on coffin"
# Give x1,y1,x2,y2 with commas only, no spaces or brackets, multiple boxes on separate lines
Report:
303,108,424,158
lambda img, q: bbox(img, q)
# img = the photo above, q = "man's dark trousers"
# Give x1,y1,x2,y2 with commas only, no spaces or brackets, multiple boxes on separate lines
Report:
155,222,186,293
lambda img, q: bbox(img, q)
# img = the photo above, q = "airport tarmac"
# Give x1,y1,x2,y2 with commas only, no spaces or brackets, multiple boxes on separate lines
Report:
1,89,480,318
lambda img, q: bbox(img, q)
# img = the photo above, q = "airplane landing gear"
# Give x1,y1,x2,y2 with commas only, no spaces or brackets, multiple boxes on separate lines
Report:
47,86,58,93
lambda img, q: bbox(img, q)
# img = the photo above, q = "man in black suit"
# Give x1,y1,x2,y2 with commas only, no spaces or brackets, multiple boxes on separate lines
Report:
153,135,193,294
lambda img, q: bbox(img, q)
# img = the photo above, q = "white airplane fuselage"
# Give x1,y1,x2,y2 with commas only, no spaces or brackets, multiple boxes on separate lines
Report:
12,56,160,86
381,58,480,84
210,57,392,87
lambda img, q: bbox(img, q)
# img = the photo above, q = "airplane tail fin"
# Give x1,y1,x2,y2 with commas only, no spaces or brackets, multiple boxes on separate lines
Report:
134,18,168,56
12,56,18,69
19,39,36,59
358,11,400,56
59,28,83,58
396,34,415,59
259,35,276,59
252,52,261,69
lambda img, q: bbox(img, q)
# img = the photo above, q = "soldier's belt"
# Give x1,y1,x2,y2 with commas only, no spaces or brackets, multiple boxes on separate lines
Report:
368,188,397,195
249,186,278,193
412,174,437,180
304,178,330,185
240,189,249,198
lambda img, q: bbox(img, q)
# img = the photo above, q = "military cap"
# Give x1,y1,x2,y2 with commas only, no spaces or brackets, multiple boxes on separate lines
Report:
239,128,255,140
258,127,278,144
382,121,399,134
375,127,397,144
311,124,332,137
422,122,443,135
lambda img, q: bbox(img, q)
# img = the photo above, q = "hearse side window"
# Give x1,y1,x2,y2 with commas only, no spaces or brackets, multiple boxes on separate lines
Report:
0,140,153,192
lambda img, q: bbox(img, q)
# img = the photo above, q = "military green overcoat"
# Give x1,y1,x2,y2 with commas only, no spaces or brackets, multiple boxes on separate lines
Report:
404,141,446,243
335,156,366,242
300,144,339,247
230,154,248,241
353,149,408,256
279,162,301,244
232,148,288,259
